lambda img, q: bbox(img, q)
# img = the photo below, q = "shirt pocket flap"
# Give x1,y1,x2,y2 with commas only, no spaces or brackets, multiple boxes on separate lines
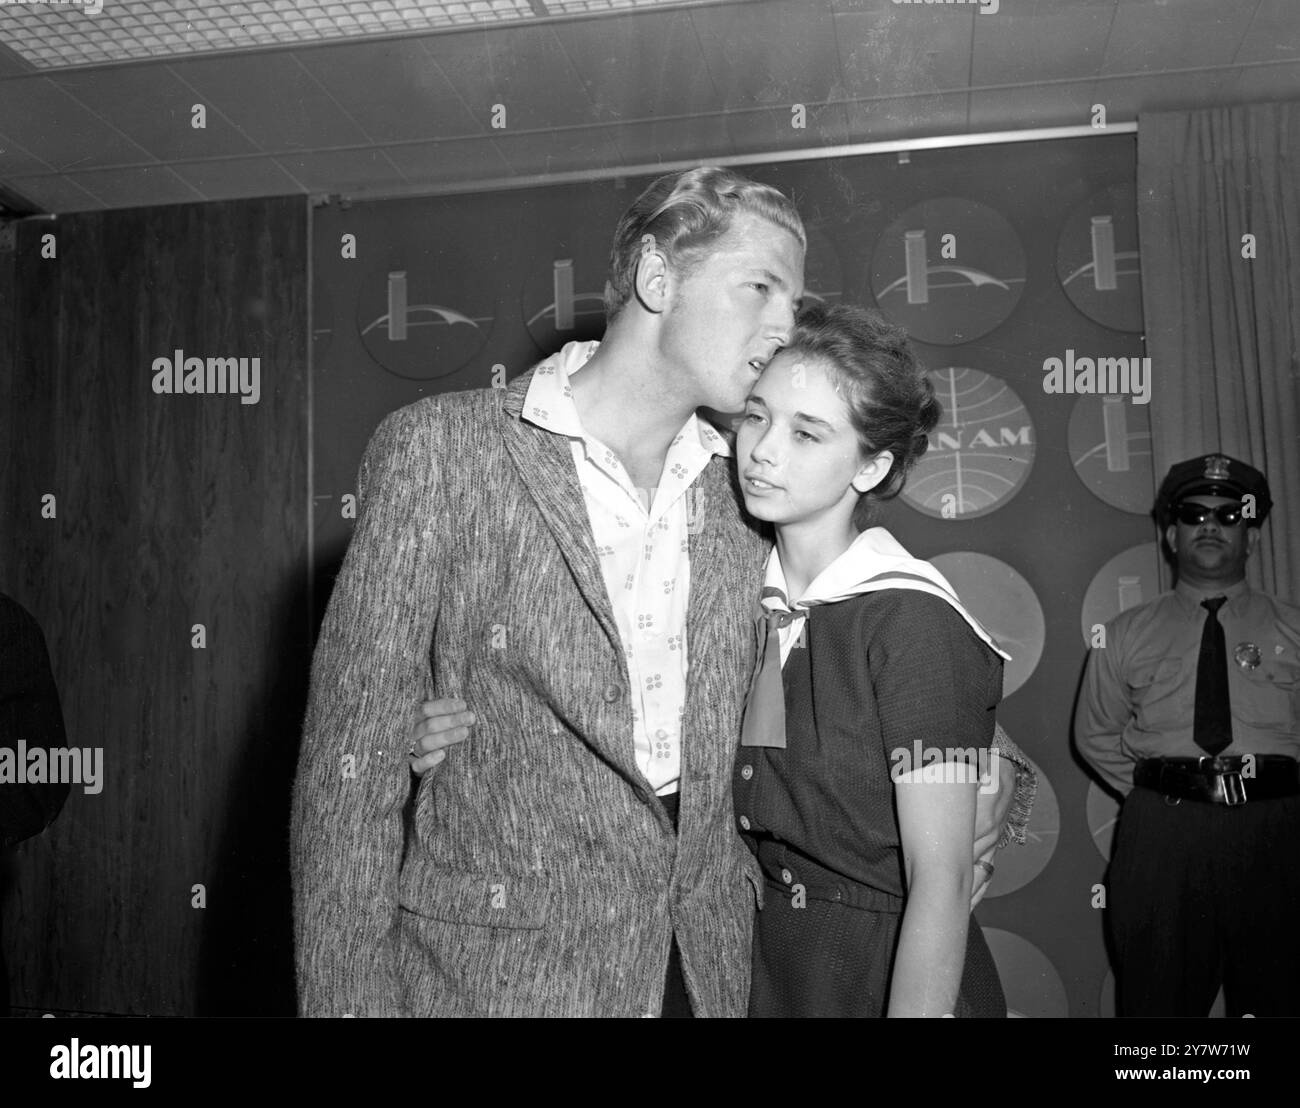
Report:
1128,656,1183,689
398,865,550,930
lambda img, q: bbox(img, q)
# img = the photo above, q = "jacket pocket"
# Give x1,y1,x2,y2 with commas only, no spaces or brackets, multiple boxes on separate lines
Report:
398,864,550,930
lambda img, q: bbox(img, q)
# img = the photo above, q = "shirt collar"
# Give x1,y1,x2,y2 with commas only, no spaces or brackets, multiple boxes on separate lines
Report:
1175,577,1250,609
759,527,1010,661
520,339,730,458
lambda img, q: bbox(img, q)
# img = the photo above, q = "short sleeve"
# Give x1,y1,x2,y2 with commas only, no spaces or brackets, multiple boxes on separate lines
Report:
867,591,1002,762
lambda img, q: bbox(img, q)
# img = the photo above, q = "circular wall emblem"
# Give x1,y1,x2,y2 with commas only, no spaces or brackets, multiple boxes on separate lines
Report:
982,928,1069,1018
930,552,1045,699
869,197,1026,345
1079,542,1162,647
355,247,494,381
984,755,1059,898
1067,394,1154,515
1056,183,1144,333
521,231,610,355
901,368,1035,519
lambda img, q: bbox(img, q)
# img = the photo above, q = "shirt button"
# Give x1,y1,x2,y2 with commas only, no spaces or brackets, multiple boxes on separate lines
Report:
603,683,622,702
739,815,751,831
740,765,753,780
781,868,793,885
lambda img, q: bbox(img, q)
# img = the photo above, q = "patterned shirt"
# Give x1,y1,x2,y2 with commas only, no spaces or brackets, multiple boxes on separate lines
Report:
1076,578,1300,794
520,341,729,795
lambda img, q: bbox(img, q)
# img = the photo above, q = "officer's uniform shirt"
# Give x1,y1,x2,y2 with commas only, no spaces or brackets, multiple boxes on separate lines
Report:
1075,578,1300,795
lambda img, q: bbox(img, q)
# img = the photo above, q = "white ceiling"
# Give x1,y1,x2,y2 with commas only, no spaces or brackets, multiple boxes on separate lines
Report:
1,0,1297,214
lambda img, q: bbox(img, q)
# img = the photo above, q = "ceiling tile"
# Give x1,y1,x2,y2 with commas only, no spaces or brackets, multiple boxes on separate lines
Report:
972,0,1116,86
1103,0,1259,75
65,164,204,209
491,125,625,176
274,147,406,190
169,51,369,151
968,81,1098,131
421,24,596,132
1235,0,1300,64
692,0,843,109
609,115,735,166
0,130,53,176
295,37,483,143
378,136,511,183
842,91,969,141
554,10,721,122
170,156,305,200
4,173,105,214
0,76,153,171
1232,59,1300,101
50,64,262,160
834,7,973,100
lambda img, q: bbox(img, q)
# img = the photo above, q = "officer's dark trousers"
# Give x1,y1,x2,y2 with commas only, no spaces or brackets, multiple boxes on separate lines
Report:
1108,786,1300,1016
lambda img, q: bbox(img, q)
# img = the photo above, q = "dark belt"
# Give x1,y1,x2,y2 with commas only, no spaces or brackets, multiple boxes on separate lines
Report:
1134,755,1300,805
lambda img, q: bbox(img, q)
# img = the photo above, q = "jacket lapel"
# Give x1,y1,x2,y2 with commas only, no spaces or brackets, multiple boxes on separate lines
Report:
499,367,624,655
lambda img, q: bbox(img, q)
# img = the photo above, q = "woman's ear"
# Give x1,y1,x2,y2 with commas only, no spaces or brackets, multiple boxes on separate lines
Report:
852,450,894,495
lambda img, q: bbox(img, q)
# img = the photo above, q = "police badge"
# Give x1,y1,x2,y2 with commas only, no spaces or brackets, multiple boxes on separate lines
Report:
1234,642,1261,670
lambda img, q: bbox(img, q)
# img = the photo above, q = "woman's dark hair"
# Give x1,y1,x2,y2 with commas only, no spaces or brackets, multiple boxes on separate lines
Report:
782,301,941,530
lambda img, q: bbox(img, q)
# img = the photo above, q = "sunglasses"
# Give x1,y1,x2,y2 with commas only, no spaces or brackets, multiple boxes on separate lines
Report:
1174,502,1245,527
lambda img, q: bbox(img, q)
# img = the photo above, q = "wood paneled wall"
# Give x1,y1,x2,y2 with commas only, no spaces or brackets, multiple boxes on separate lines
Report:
0,197,309,1015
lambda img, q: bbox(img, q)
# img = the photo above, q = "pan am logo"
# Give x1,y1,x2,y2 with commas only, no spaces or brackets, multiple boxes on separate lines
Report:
1067,394,1154,514
356,255,494,381
523,252,610,353
870,198,1026,345
901,368,1035,520
1056,183,1143,333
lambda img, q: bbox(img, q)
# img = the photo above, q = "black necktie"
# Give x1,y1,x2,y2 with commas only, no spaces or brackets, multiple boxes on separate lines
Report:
1193,597,1232,756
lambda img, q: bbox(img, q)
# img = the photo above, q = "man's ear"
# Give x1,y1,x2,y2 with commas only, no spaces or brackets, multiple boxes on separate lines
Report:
1164,523,1178,556
1245,526,1261,558
632,240,670,314
852,451,894,495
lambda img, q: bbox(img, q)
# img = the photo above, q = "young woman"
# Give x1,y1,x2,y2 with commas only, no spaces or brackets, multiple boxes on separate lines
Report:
731,301,1007,1017
409,302,1012,1017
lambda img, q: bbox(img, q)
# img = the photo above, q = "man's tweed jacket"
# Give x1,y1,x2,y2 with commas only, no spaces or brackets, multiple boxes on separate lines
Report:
291,364,772,1017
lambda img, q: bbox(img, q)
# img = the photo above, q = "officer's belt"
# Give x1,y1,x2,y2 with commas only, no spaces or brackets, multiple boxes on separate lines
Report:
1134,755,1300,806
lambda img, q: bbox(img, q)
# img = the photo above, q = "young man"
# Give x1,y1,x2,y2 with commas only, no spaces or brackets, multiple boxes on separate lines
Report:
292,167,1031,1018
1076,454,1300,1016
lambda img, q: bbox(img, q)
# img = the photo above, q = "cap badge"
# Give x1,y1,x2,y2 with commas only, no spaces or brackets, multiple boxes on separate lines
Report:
1204,455,1232,481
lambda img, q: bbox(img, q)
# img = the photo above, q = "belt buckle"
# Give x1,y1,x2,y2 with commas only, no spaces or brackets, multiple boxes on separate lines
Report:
1221,770,1247,806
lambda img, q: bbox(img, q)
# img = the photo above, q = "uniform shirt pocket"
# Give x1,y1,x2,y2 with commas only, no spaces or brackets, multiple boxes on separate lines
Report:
1234,653,1300,729
1126,656,1186,732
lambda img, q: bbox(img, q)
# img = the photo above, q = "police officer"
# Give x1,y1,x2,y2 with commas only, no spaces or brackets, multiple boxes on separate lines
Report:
1076,453,1300,1016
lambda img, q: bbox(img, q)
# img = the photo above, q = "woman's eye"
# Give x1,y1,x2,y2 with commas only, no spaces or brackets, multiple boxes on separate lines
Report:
795,430,818,443
750,283,769,293
743,413,764,424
